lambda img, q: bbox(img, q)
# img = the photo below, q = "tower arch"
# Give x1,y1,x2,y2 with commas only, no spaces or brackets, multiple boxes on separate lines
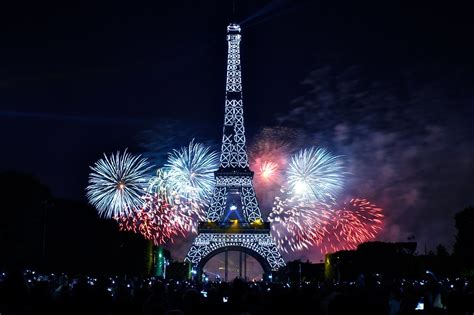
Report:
198,246,272,280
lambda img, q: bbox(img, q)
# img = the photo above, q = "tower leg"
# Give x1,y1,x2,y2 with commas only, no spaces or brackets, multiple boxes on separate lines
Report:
225,248,228,282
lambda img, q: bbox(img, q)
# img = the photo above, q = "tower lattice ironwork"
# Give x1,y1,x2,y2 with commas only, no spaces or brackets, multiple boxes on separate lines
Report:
184,24,285,279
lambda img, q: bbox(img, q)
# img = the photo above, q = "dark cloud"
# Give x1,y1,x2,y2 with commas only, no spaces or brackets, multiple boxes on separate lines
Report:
275,64,474,257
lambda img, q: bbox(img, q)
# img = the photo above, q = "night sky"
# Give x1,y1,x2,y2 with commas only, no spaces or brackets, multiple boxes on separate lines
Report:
1,1,473,265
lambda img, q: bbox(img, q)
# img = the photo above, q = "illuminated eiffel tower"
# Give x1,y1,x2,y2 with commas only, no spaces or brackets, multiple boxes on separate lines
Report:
184,24,285,281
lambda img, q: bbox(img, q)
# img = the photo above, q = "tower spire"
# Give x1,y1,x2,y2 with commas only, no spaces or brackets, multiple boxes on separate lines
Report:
232,0,236,19
220,23,249,169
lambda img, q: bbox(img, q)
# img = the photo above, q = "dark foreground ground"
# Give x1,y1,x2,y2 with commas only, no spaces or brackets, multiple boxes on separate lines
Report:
0,270,473,315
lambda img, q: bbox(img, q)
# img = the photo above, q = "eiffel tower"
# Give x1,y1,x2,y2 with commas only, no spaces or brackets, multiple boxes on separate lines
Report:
184,23,285,281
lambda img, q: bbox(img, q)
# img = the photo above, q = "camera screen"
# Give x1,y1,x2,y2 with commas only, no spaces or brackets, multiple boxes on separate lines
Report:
415,302,424,310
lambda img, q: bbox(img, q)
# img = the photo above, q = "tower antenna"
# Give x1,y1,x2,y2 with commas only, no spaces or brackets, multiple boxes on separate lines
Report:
232,0,236,21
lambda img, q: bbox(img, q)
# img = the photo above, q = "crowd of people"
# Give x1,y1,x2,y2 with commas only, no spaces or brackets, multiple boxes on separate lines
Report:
0,269,473,315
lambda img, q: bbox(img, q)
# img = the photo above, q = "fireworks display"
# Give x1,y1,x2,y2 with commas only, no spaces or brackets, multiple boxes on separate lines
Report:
248,128,296,183
147,168,167,191
287,147,345,204
147,168,176,203
268,187,332,253
269,192,384,255
86,133,385,256
320,198,384,254
149,167,206,227
86,150,152,218
257,160,278,182
165,140,219,203
248,127,296,207
115,193,194,245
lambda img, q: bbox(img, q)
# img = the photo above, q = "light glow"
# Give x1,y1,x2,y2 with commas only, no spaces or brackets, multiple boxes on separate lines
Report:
288,147,345,203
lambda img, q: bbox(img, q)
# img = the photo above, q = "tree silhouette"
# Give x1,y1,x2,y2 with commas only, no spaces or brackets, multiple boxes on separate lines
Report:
0,171,51,269
0,171,150,274
436,244,449,257
453,206,474,268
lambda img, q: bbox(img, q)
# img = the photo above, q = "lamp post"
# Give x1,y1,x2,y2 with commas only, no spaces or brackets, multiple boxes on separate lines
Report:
299,262,302,288
163,258,169,279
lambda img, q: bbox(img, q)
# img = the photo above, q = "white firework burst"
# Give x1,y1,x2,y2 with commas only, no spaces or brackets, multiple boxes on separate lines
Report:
165,140,218,203
86,149,152,218
287,147,345,203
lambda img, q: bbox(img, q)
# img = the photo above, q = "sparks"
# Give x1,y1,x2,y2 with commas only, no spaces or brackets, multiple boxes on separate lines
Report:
148,167,206,231
268,188,384,255
86,149,152,218
258,161,278,181
287,147,345,203
320,198,384,254
268,187,332,253
165,140,219,203
115,193,194,245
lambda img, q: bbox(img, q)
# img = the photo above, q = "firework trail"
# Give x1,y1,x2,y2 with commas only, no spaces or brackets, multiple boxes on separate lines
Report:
148,168,206,231
148,168,168,193
287,147,345,204
320,198,384,254
148,168,177,204
116,193,194,245
165,140,219,203
268,187,332,253
269,188,384,255
86,149,152,218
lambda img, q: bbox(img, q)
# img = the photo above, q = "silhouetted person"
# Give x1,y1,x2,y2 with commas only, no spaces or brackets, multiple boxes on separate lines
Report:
143,280,168,315
181,289,202,315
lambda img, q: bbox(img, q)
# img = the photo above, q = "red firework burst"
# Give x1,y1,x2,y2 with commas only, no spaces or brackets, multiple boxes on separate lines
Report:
320,198,384,254
115,194,197,245
257,160,278,182
248,127,296,190
269,191,384,255
250,154,286,189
